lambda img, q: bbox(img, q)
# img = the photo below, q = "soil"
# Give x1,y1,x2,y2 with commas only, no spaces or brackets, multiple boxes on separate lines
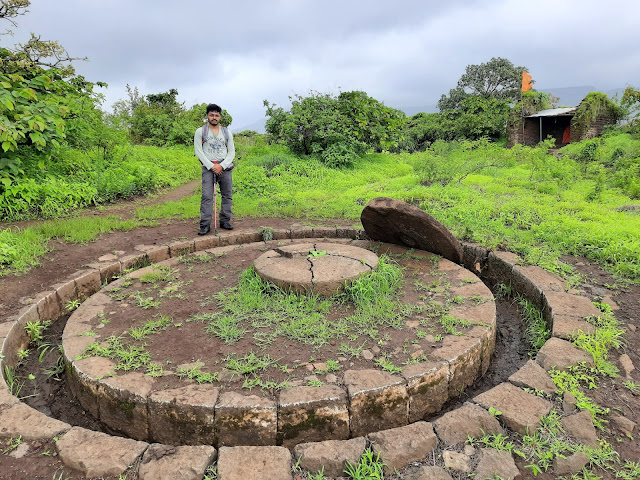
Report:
1,181,639,480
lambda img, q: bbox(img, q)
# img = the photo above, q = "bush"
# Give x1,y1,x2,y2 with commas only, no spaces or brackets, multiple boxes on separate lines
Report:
264,90,405,167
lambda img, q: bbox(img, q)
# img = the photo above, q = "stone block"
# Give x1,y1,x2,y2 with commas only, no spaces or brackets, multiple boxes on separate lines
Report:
509,265,544,308
433,403,504,445
217,446,292,480
312,226,337,238
485,251,518,284
474,448,521,480
536,337,593,371
215,392,277,446
552,314,596,340
73,269,102,298
53,279,78,308
67,357,116,418
508,359,556,395
135,244,170,263
271,228,290,241
86,261,122,284
369,421,438,475
278,385,349,447
432,336,483,397
0,403,70,440
561,410,599,448
294,437,366,477
554,452,589,476
402,361,449,422
168,240,195,257
98,372,154,440
409,465,454,480
62,335,97,362
56,427,148,478
194,235,220,251
35,290,62,323
336,227,360,239
545,291,600,319
138,444,217,480
148,384,219,446
343,369,408,437
120,252,150,271
474,383,553,435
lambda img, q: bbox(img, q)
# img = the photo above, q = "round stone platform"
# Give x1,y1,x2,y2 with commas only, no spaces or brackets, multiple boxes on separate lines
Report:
254,242,379,296
61,239,496,447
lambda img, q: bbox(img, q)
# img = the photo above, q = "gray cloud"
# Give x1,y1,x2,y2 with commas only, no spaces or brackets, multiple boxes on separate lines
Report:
6,0,639,129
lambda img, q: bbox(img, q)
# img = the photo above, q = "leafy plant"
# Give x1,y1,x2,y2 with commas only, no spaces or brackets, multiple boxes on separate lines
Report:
344,449,385,479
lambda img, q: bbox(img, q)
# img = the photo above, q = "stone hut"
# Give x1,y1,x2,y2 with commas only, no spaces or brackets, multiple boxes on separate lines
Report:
507,92,622,147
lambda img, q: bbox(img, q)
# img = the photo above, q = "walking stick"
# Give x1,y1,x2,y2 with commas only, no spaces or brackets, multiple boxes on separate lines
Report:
213,172,218,235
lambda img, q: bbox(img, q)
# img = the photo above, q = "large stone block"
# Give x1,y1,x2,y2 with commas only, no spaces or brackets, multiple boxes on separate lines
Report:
278,385,349,447
343,369,408,437
35,290,62,323
361,197,463,263
433,403,504,445
0,403,70,440
217,446,292,480
56,427,148,478
474,383,553,435
432,336,483,397
293,437,366,477
98,372,154,440
368,421,438,475
72,269,102,298
215,392,277,446
536,337,593,371
148,384,219,446
67,356,116,418
402,361,449,422
138,444,217,480
508,359,557,395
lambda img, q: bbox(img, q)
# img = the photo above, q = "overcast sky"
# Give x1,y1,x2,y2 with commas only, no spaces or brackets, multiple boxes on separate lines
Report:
7,0,640,130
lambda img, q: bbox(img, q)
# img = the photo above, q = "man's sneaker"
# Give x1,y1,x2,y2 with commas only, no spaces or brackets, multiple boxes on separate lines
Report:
197,226,210,236
219,222,234,230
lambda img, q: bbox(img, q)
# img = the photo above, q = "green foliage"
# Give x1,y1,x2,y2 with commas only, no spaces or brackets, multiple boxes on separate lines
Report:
402,96,511,149
518,297,550,354
264,90,405,167
572,92,625,141
109,87,232,147
438,57,525,110
344,449,385,479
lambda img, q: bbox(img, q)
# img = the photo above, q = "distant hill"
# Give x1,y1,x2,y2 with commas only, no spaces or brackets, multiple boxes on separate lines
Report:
398,104,439,116
233,118,266,134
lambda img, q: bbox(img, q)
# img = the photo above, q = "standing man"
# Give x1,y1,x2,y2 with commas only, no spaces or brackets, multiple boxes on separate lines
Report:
194,104,235,235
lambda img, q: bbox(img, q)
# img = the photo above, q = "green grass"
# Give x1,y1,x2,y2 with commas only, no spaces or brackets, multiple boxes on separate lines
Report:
3,133,640,283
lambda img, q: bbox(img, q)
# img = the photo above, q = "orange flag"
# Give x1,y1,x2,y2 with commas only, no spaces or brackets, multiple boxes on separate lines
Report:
521,71,533,92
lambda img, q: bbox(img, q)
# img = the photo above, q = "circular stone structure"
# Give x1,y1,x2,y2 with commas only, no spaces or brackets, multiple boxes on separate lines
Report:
61,239,496,448
253,242,379,296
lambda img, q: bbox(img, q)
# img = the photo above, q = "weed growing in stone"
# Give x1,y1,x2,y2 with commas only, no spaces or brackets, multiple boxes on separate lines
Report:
518,297,550,354
344,449,385,479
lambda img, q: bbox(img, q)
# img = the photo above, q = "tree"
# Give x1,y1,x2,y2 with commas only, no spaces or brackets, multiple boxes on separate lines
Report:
438,57,525,111
264,90,405,167
116,90,233,147
0,0,97,183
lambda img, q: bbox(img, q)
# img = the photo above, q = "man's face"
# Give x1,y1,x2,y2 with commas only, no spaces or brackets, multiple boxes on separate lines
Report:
207,111,221,125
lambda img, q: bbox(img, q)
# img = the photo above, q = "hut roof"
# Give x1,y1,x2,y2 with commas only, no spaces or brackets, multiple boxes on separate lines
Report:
526,107,576,118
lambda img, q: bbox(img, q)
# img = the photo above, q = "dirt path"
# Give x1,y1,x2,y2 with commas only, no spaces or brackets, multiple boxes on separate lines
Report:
0,182,639,479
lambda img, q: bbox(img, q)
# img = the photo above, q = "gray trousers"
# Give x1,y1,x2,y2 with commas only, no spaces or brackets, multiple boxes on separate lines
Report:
200,166,233,228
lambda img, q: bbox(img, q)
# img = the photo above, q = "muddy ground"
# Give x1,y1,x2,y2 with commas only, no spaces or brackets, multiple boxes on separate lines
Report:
0,182,638,479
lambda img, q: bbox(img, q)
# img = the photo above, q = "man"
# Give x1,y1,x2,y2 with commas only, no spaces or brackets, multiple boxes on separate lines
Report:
194,104,235,235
